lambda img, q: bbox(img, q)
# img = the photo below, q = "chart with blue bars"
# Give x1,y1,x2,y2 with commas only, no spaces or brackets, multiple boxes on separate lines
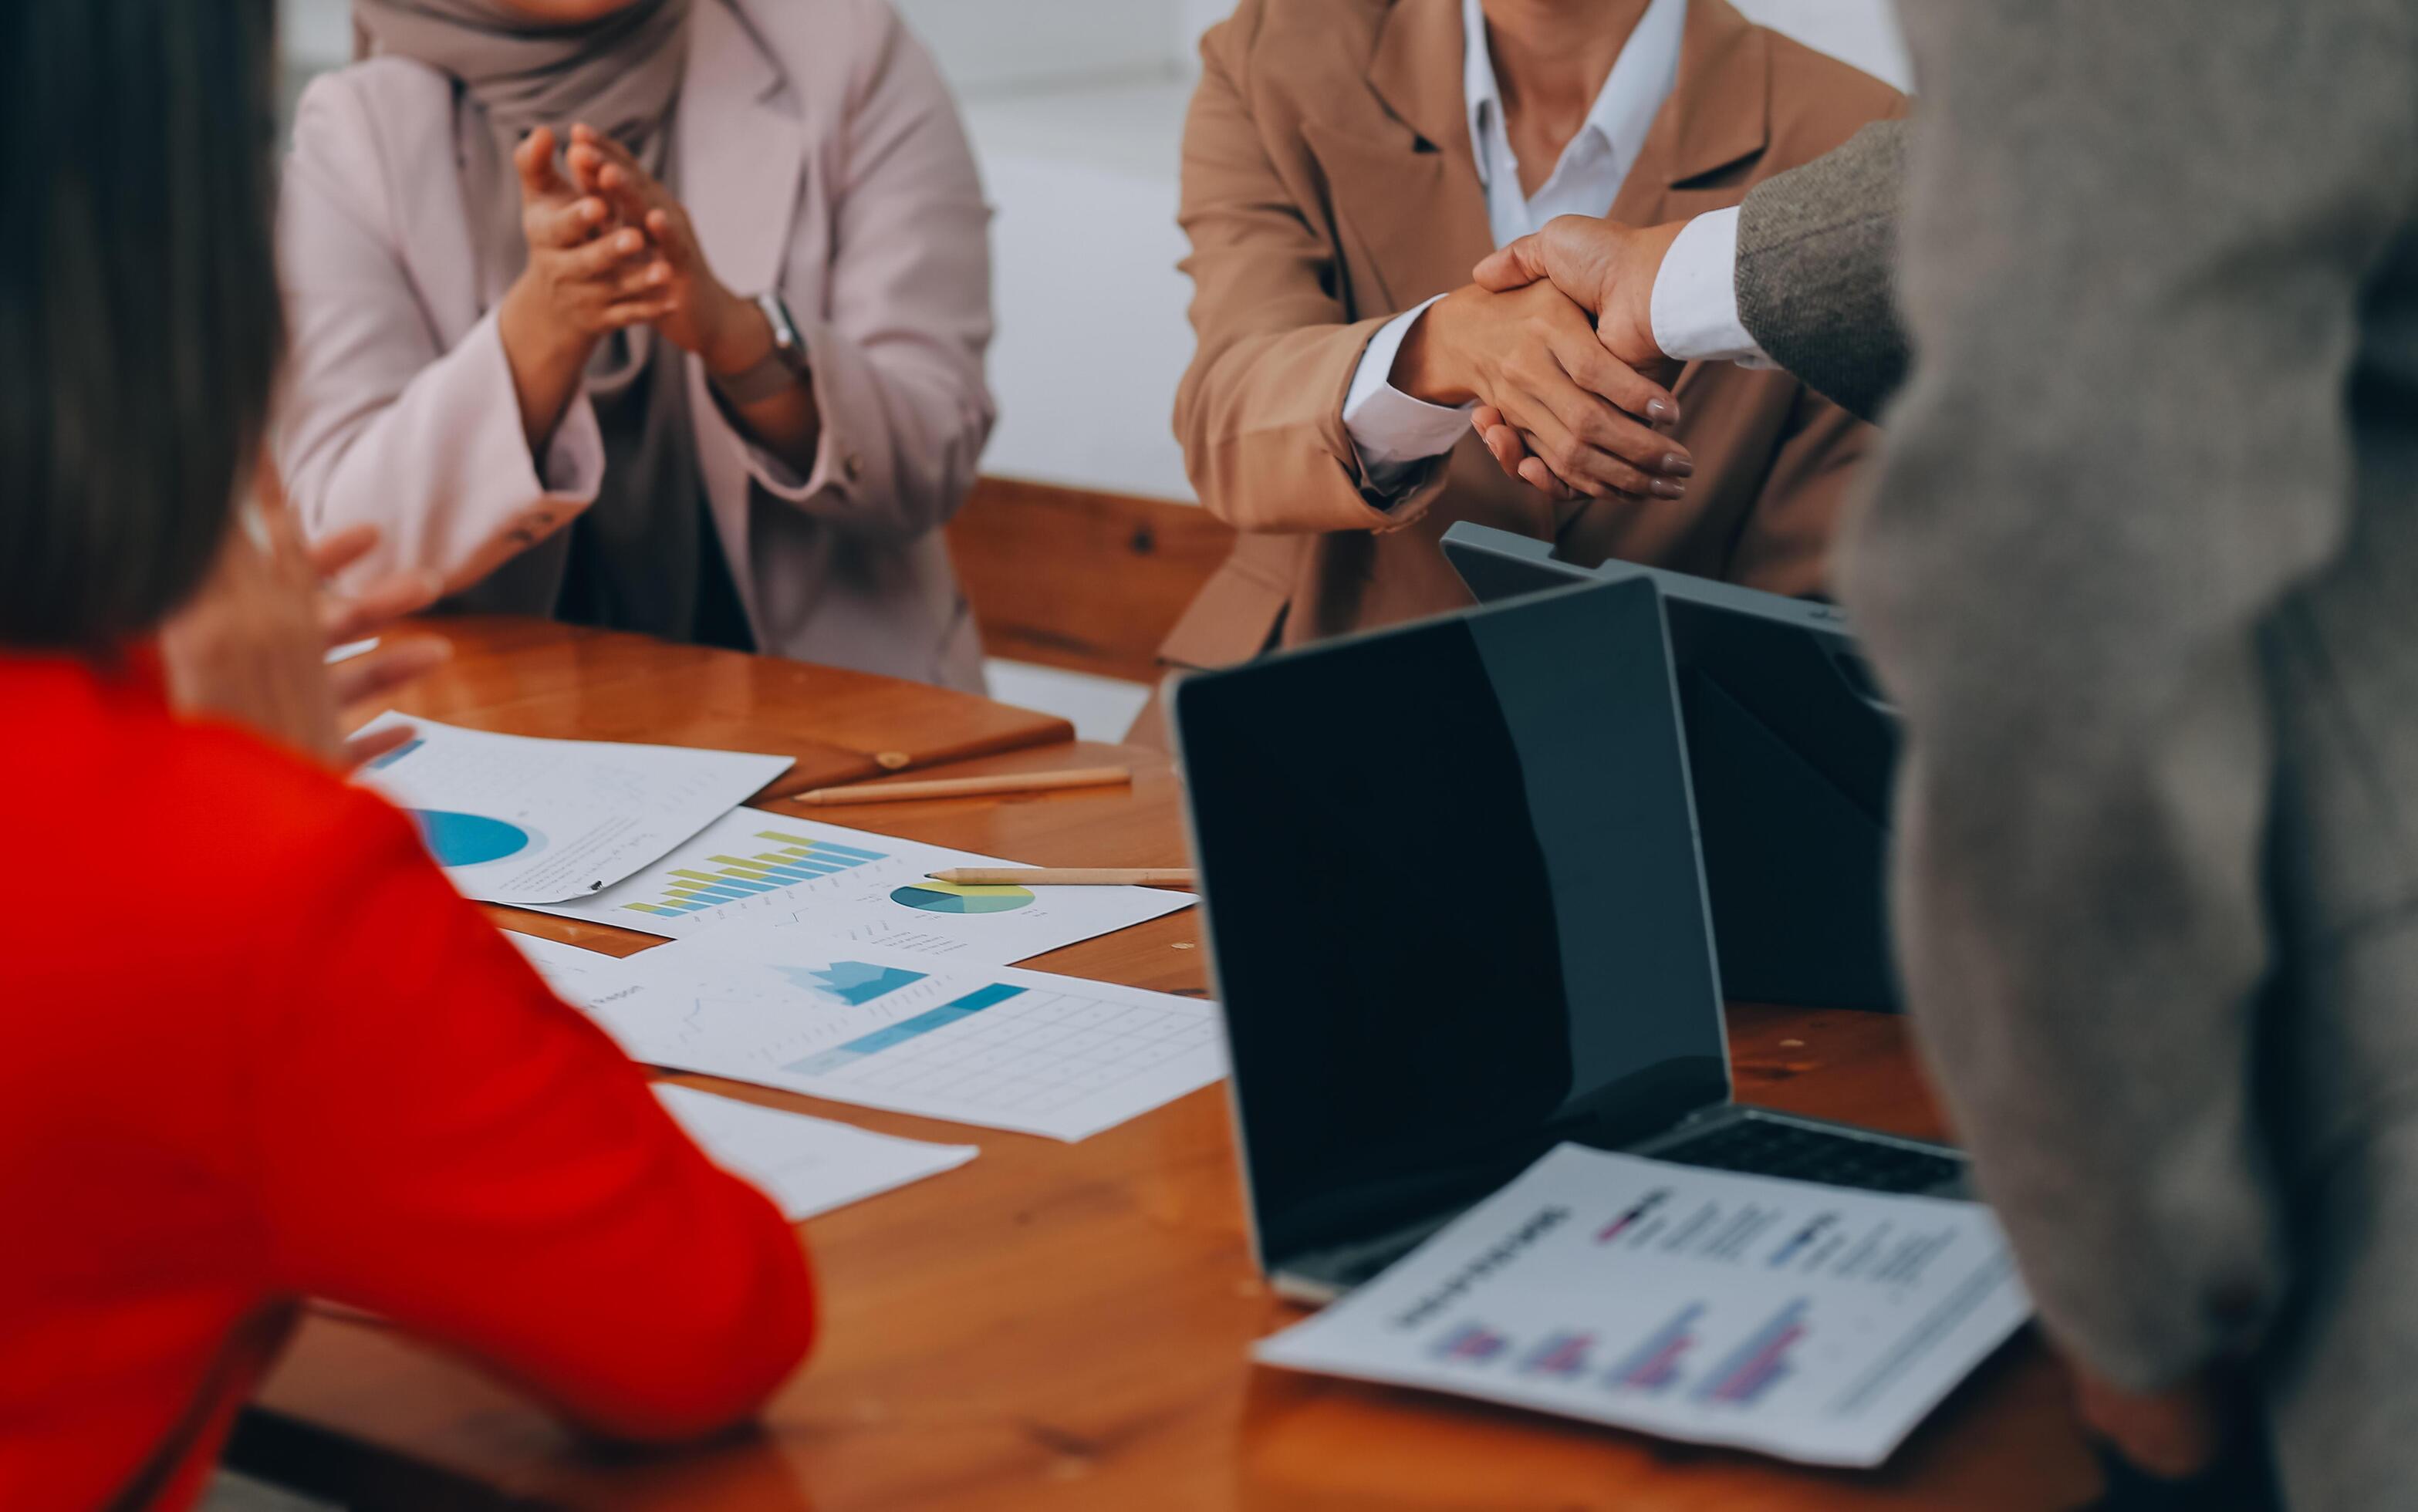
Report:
776,960,927,1007
785,982,1028,1078
620,827,889,919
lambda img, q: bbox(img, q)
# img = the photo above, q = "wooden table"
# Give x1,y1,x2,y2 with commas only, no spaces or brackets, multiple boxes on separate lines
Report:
238,619,2102,1510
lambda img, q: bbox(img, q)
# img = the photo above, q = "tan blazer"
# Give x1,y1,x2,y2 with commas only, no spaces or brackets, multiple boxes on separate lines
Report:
276,0,994,690
1158,0,1906,684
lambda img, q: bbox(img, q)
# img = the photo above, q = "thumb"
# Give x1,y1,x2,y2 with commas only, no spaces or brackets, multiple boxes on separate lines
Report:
515,127,562,201
1472,233,1548,293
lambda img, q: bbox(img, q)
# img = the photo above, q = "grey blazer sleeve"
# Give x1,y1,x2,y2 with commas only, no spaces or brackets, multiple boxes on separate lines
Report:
1838,0,2418,1390
1734,120,1910,424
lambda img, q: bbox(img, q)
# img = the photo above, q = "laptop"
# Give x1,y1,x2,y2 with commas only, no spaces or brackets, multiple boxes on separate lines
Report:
1170,577,1963,1304
1442,521,1900,1011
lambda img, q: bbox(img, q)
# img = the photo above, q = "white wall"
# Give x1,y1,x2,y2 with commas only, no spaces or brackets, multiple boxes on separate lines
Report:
1729,0,1910,89
893,0,1187,89
965,86,1199,500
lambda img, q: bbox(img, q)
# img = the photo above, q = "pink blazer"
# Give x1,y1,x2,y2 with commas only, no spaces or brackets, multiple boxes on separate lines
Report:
275,0,995,690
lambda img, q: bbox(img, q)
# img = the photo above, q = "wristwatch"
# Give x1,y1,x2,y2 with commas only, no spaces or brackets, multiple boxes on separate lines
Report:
715,291,811,405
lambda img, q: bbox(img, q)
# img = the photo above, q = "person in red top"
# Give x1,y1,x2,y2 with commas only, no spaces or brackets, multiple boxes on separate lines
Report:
0,3,816,1507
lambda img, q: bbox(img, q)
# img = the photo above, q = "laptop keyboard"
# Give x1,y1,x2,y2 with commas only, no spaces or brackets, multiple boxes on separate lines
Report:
1654,1117,1961,1194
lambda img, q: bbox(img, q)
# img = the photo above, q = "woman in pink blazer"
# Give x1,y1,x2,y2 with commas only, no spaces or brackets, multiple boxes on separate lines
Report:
277,0,995,690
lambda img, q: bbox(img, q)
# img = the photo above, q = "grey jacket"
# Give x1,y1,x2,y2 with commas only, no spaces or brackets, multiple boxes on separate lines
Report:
1741,4,2418,1508
1735,120,1910,424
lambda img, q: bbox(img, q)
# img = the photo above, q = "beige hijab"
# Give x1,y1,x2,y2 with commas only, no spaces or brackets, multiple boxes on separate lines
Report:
354,0,693,302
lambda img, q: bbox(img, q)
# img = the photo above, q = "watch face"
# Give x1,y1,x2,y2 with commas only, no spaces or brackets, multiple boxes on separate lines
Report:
757,292,809,374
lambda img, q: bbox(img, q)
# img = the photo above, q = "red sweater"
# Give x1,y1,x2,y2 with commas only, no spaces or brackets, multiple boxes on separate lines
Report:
0,654,815,1510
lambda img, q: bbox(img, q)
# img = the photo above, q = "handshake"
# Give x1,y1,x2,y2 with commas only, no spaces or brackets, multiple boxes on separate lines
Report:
1401,216,1687,503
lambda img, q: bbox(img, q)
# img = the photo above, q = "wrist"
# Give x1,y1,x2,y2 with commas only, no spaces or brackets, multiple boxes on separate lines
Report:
1391,289,1477,407
498,275,593,376
702,291,776,380
1610,221,1686,362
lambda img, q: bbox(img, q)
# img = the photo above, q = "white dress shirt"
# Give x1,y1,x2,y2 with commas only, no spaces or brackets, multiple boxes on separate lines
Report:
1648,204,1770,365
1342,0,1685,491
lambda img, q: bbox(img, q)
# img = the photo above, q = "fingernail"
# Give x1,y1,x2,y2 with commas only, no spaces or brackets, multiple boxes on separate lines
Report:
1650,478,1687,500
1647,398,1679,424
1660,453,1693,477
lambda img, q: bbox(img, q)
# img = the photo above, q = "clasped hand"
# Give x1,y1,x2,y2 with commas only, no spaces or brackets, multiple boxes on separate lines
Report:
1456,216,1687,501
503,123,753,367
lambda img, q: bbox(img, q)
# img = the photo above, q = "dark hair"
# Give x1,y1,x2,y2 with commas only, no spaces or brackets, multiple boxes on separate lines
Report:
0,0,285,650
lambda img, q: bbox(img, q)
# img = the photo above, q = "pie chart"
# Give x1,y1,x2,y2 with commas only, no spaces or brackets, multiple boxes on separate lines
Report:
891,880,1036,915
411,808,536,868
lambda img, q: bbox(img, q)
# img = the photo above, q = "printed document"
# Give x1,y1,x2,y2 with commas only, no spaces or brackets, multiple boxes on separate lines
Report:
356,715,792,905
653,1085,976,1220
527,926,1225,1141
1255,1143,2031,1467
505,937,980,1217
521,806,1194,963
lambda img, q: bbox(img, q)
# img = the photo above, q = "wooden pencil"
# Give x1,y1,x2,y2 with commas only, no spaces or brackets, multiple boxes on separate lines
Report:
927,868,1196,889
793,765,1133,806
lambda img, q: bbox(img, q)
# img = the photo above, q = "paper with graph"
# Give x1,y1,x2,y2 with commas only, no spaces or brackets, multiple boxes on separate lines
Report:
538,927,1225,1141
356,715,792,905
504,936,981,1213
1255,1144,2030,1467
521,807,1194,964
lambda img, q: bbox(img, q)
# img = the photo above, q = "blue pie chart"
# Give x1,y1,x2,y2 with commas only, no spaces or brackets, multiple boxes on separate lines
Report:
410,808,535,868
890,881,1035,915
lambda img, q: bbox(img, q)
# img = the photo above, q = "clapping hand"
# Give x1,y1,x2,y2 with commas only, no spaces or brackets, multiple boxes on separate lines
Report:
565,124,763,380
505,125,678,345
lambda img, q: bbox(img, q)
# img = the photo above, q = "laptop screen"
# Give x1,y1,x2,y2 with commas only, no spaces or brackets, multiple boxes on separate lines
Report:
1174,579,1731,1276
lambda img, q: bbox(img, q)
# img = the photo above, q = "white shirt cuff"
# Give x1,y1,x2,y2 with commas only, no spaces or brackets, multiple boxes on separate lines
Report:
1343,297,1476,496
1649,207,1775,369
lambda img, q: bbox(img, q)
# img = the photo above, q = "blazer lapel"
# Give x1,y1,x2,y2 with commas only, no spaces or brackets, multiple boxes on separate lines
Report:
402,88,486,339
1306,0,1494,314
677,0,806,633
1608,0,1771,227
679,0,808,302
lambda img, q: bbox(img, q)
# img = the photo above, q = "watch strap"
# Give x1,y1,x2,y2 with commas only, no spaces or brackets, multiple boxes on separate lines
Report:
713,292,808,405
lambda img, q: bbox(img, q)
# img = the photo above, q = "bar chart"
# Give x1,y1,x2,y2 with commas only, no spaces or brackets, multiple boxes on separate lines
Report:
1254,1148,2033,1467
775,960,928,1007
1430,1324,1510,1364
530,807,1196,957
618,827,890,920
786,983,1027,1076
1518,1331,1597,1381
1606,1303,1704,1395
1696,1299,1810,1407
